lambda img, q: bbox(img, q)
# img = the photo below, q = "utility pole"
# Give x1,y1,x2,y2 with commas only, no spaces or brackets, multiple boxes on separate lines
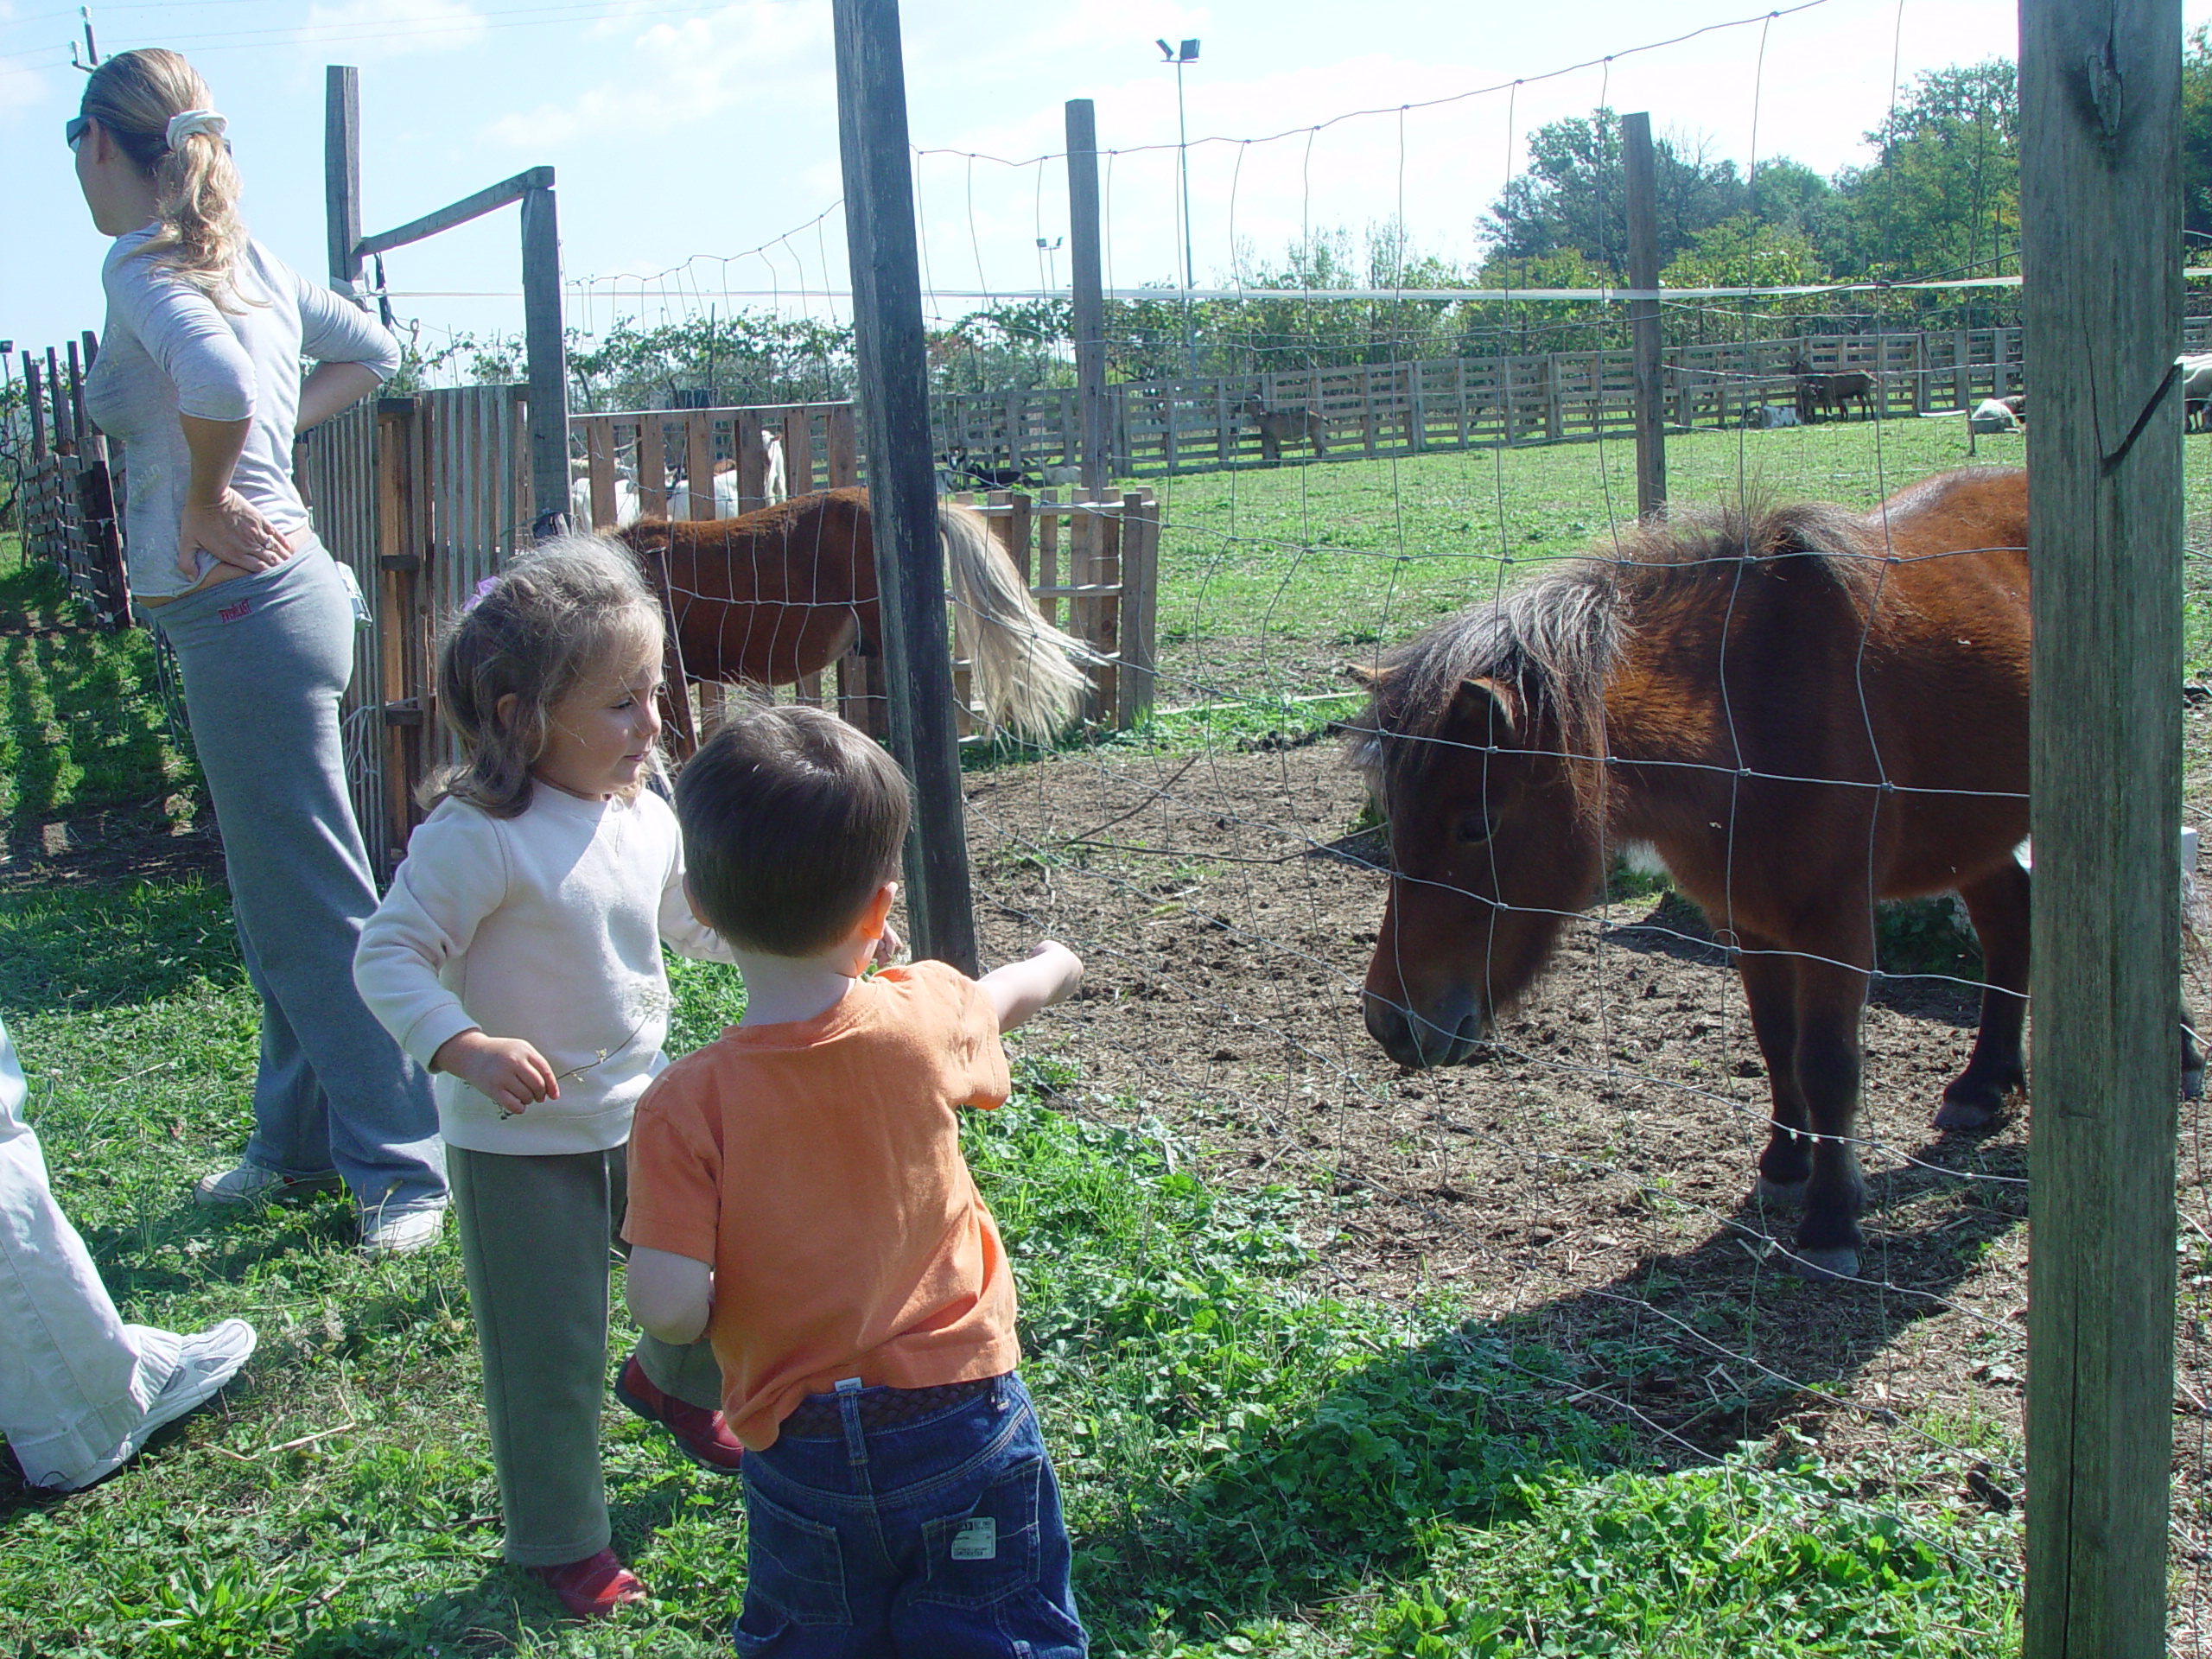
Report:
1158,38,1201,376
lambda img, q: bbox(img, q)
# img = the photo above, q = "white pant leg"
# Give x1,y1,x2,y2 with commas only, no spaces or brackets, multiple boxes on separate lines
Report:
0,1014,177,1489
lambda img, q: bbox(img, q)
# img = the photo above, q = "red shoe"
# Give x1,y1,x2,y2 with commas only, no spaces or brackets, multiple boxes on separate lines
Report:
531,1548,645,1618
615,1352,745,1474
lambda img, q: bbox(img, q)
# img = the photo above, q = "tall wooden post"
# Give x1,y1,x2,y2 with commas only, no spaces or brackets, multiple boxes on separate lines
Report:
1622,111,1664,517
832,0,979,974
1067,99,1109,495
325,67,363,295
2019,1,2182,1654
518,176,570,533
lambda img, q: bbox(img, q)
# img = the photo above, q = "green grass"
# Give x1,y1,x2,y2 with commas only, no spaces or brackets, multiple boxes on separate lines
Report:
0,541,198,842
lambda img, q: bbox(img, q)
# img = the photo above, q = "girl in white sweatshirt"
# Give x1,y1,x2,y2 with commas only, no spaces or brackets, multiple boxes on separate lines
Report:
353,534,743,1618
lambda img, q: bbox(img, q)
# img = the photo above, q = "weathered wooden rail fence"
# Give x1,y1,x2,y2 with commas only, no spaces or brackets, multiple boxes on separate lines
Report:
10,338,130,629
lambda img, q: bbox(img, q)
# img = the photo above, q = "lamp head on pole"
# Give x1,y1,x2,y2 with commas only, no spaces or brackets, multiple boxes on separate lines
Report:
1179,38,1199,61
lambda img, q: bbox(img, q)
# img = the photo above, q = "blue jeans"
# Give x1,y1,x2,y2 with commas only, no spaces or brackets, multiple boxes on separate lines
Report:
734,1373,1086,1657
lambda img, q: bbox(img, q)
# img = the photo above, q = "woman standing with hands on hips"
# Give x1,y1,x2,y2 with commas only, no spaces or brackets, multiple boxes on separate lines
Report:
73,48,446,1252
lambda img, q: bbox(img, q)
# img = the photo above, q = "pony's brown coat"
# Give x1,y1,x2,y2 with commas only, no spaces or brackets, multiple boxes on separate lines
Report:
618,487,1092,741
1351,467,2034,1275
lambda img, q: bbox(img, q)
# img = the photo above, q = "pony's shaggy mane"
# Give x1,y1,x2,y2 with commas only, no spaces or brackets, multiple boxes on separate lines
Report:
1347,495,1883,808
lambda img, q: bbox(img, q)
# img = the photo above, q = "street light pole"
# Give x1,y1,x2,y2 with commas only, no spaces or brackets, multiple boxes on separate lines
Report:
1159,37,1200,376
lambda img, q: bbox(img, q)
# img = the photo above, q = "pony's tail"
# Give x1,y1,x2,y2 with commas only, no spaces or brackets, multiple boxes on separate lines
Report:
938,502,1102,742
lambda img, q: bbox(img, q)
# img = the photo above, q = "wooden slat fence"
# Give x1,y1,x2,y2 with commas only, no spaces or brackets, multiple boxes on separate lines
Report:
945,486,1158,734
931,326,2064,479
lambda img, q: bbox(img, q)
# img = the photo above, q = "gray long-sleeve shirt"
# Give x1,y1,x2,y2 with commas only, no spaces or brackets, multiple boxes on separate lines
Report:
83,228,400,600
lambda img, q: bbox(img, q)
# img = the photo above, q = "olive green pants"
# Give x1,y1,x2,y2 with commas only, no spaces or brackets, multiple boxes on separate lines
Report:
449,1142,723,1566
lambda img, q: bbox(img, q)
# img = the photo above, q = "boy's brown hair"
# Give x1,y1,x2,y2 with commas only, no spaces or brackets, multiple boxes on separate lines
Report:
676,704,910,956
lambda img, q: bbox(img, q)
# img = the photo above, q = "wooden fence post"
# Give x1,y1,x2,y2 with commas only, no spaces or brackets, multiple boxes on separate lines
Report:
2020,1,2182,1654
518,175,569,533
325,67,363,294
1065,98,1106,498
833,0,978,975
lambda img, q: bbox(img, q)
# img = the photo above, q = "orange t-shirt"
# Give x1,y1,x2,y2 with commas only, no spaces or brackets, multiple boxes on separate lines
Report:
621,960,1017,1449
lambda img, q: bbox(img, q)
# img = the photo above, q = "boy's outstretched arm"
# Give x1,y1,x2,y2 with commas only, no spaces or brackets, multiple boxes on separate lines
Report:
981,940,1084,1033
625,1246,713,1345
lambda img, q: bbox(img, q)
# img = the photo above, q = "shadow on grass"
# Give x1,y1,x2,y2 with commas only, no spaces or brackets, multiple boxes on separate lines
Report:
0,874,239,1013
1072,1133,2026,1645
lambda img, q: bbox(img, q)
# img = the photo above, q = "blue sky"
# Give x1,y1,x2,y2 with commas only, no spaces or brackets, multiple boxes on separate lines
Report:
5,0,2208,363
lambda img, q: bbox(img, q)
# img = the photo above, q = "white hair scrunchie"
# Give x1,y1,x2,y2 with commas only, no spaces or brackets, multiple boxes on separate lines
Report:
163,109,227,150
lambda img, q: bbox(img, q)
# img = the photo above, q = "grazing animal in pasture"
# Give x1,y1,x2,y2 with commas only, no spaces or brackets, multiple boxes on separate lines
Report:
1789,359,1877,423
940,448,1040,491
2183,354,2212,433
1238,397,1329,462
1348,468,2050,1279
618,488,1096,742
1969,397,2022,434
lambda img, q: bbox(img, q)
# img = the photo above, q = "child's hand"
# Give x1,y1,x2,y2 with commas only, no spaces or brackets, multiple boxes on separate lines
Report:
1028,940,1084,1007
872,918,907,969
432,1029,560,1114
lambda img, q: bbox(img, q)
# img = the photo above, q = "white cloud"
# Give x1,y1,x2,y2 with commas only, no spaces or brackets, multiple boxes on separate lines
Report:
481,1,827,148
300,0,487,64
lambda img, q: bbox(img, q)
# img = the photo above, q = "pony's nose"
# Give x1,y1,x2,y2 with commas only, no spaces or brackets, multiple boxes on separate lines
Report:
1364,991,1482,1069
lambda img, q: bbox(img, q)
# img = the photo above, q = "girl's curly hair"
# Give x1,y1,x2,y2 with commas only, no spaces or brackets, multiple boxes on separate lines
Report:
424,534,665,818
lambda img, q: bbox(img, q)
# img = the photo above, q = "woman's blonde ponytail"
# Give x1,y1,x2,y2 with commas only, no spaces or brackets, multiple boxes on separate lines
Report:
79,50,254,310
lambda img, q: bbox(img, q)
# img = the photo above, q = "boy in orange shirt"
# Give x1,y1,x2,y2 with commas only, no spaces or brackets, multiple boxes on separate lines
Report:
623,703,1088,1656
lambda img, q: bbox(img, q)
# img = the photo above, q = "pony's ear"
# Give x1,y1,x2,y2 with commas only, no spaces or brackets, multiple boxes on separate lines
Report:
1449,677,1517,743
1342,662,1386,692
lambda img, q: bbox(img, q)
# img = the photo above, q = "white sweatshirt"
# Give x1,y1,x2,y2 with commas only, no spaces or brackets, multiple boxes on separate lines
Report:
353,785,734,1155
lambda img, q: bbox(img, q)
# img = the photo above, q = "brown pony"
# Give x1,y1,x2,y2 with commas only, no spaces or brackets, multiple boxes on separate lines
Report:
618,487,1096,742
1348,468,2039,1278
1789,359,1876,423
1238,397,1329,462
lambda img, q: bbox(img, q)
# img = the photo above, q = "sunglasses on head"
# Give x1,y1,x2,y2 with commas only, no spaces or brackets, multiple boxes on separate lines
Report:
65,115,88,149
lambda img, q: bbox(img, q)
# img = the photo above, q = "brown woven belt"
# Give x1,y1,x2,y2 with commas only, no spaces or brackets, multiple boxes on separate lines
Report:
779,1376,999,1439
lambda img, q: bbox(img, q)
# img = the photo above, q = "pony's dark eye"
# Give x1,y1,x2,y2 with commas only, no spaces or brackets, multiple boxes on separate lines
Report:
1453,810,1496,846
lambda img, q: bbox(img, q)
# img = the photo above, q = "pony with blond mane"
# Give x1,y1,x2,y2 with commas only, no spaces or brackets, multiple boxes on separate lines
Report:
619,488,1096,743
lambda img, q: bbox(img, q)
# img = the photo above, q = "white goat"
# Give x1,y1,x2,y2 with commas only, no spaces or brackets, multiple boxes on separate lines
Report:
568,474,640,529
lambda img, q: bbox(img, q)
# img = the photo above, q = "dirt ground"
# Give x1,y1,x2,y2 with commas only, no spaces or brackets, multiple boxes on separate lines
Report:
963,732,2212,1617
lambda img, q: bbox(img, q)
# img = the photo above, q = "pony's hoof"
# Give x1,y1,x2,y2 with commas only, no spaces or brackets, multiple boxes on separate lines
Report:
1753,1175,1807,1209
1933,1093,2002,1130
1782,1243,1859,1281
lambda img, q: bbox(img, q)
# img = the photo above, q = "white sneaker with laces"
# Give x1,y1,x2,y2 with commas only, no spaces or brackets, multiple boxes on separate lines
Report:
46,1319,257,1491
359,1204,446,1256
193,1162,345,1207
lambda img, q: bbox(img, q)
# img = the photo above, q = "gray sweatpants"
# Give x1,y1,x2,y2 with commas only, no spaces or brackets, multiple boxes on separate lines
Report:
153,546,443,1214
449,1141,723,1565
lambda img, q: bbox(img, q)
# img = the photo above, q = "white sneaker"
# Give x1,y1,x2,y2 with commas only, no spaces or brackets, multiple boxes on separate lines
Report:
360,1203,446,1256
193,1162,345,1207
46,1319,257,1491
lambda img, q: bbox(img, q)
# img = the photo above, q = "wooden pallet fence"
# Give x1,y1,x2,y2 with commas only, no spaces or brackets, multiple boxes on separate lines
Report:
943,486,1157,735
